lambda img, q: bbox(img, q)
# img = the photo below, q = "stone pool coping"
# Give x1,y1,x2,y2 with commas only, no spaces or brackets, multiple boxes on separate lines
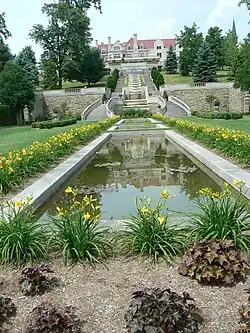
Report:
165,130,250,199
9,132,112,209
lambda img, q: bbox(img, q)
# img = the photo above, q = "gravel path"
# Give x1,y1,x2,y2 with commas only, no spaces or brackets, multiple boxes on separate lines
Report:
1,257,248,333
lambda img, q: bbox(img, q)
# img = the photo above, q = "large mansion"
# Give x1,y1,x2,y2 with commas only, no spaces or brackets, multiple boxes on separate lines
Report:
95,34,180,67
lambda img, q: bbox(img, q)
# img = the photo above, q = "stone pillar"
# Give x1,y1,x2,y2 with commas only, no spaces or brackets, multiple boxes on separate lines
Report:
133,33,138,50
95,40,98,47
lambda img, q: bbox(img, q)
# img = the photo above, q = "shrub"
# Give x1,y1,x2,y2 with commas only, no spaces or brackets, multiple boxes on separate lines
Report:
49,187,110,265
106,68,119,92
152,114,250,166
119,109,152,119
178,239,249,286
20,265,57,296
0,296,16,327
32,118,77,129
120,193,186,262
0,116,119,194
151,67,165,90
236,289,250,332
25,302,82,333
186,182,250,252
125,287,203,333
0,198,47,266
196,112,243,120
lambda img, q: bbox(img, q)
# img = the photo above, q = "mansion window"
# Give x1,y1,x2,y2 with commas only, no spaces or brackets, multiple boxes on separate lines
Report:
157,53,162,58
114,46,120,51
157,45,162,49
114,54,121,58
127,45,131,50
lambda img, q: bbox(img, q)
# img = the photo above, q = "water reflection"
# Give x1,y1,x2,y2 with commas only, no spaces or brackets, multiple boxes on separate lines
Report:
40,134,222,220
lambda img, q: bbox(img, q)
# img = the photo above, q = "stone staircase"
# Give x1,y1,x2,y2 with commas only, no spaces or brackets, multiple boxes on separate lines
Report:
143,72,157,94
115,76,125,93
123,74,149,110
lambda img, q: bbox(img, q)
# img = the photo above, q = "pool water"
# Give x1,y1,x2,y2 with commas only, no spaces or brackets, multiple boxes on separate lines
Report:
38,132,222,221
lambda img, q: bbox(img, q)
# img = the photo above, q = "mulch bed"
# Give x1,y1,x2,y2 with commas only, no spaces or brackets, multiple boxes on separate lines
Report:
0,257,248,333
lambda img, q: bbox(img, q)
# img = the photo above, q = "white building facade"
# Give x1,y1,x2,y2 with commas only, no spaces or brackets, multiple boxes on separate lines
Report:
96,34,180,68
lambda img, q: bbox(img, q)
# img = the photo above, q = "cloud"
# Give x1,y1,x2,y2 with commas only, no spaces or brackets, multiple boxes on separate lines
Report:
155,18,176,37
206,0,240,26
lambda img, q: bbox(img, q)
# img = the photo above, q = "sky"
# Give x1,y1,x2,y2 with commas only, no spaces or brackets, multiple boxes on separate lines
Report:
1,0,250,59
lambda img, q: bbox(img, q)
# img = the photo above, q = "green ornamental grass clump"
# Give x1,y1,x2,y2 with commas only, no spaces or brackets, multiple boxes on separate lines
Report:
186,181,250,252
0,197,47,266
50,186,111,265
120,190,186,262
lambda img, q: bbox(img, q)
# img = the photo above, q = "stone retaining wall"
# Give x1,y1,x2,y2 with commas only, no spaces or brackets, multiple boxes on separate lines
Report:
169,87,247,113
44,94,102,118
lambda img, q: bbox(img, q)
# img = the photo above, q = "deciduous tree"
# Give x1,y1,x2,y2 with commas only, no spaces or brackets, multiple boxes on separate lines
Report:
30,2,91,89
64,47,104,86
0,61,34,124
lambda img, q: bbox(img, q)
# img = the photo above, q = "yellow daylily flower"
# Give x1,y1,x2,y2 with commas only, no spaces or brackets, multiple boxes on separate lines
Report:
83,212,91,221
15,201,23,207
161,189,169,199
157,216,166,225
65,186,74,194
140,206,150,214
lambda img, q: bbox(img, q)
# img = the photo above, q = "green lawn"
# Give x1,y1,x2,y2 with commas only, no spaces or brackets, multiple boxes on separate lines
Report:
62,75,109,89
0,121,90,154
179,116,250,134
162,70,232,85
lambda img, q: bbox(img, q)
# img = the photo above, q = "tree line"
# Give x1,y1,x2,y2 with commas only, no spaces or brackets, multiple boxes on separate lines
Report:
165,2,250,91
0,0,105,125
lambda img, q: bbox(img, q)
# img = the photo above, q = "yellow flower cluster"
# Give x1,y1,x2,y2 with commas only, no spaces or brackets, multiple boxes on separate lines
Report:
56,186,101,222
152,114,250,166
0,117,119,194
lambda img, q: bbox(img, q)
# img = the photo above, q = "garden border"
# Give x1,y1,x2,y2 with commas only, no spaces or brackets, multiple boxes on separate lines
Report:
9,131,113,210
164,130,250,199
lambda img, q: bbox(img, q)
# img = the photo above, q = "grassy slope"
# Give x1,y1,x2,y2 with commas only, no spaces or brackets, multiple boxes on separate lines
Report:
162,70,232,84
178,116,250,134
0,121,90,154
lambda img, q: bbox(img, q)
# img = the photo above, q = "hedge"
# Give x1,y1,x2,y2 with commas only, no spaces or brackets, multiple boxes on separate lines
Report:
195,112,243,120
32,118,77,129
153,114,250,166
0,117,119,194
120,109,153,118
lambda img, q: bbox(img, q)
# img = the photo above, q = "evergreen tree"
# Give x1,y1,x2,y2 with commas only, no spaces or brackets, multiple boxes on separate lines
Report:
164,44,177,74
205,26,224,69
193,42,217,82
176,23,203,76
234,41,250,92
223,31,239,76
41,59,58,90
16,46,39,87
156,72,165,89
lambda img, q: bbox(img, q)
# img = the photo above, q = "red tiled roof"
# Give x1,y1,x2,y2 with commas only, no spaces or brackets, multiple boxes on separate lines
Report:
97,38,176,50
98,43,108,50
125,38,176,49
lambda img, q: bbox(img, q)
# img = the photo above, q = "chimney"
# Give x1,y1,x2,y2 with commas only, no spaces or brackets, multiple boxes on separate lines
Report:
108,36,111,51
95,40,98,47
133,33,138,50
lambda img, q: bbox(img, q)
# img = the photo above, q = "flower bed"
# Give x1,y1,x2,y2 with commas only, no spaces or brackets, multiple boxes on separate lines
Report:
0,117,119,194
31,118,77,129
153,114,250,166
